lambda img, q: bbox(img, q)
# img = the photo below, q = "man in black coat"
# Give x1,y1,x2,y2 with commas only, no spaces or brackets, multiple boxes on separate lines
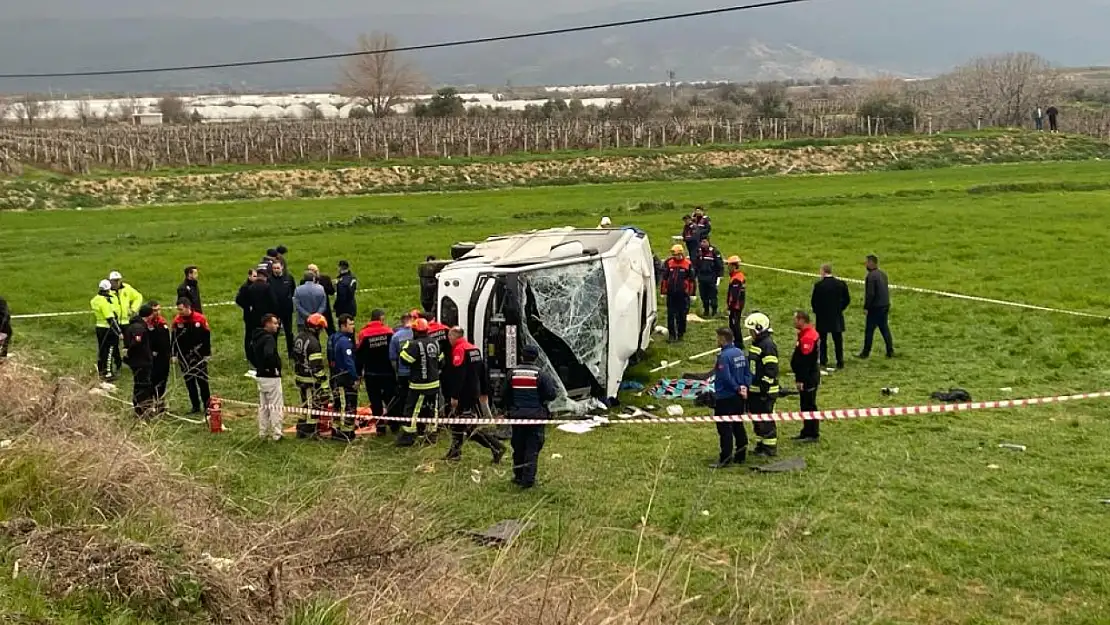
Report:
0,295,11,360
268,260,297,358
235,268,275,369
810,264,851,369
860,255,894,359
177,265,202,312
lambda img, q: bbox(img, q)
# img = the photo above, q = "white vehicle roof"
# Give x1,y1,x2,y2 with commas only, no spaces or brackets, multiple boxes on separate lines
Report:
449,227,634,270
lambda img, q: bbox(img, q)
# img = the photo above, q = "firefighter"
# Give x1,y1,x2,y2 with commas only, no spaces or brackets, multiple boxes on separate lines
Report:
660,245,696,341
108,270,143,321
444,327,504,463
694,237,724,317
711,327,752,468
745,312,780,457
422,310,451,357
123,304,157,419
172,297,211,415
148,301,172,416
791,310,822,442
357,309,396,435
397,318,442,447
389,312,415,428
292,313,329,438
334,260,358,318
502,345,558,489
91,279,123,381
725,256,747,344
327,314,360,442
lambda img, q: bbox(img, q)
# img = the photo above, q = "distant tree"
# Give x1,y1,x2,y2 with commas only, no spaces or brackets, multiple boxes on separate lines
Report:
111,98,139,122
415,87,466,118
567,99,585,118
714,83,748,106
14,95,50,126
613,88,660,119
339,32,423,118
751,82,789,118
157,96,188,123
348,106,372,119
937,52,1058,127
75,99,94,126
190,109,204,124
0,97,13,124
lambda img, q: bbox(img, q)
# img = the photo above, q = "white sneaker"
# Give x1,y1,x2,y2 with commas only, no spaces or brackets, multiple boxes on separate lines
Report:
244,370,257,378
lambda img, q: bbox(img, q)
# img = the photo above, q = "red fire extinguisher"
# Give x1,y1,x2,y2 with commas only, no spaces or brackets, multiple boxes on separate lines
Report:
207,396,223,433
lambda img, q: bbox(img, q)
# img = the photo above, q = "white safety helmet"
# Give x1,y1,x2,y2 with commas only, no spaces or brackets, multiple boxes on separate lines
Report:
98,279,112,291
744,312,772,334
108,271,123,281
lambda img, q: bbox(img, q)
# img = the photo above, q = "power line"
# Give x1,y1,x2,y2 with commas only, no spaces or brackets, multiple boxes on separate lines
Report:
0,0,818,79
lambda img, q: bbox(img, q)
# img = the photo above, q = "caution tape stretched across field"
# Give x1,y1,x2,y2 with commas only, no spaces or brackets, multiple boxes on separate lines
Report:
740,262,1110,321
216,390,1110,427
10,285,415,320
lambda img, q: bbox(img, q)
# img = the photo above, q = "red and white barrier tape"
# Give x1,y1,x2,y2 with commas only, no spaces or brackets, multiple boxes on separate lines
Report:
740,262,1109,321
215,390,1110,427
11,285,414,320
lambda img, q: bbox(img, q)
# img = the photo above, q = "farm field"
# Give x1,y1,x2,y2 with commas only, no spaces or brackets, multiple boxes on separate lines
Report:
3,159,1110,623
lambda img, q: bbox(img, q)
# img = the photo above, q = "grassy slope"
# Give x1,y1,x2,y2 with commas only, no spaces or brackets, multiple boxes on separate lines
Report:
3,160,1110,622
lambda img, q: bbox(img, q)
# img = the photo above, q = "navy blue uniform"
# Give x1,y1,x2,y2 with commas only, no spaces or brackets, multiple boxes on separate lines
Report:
327,330,360,439
713,342,752,465
502,363,558,488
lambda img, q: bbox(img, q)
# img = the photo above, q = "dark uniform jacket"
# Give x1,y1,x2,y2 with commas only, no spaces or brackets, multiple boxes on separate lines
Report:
502,364,558,419
864,269,891,310
268,272,296,316
177,279,202,312
791,325,821,389
356,320,394,377
148,316,172,376
172,312,211,361
252,329,282,378
660,258,696,296
237,280,276,327
726,271,747,312
747,333,780,398
811,276,851,333
694,245,724,281
692,215,712,241
293,329,327,386
327,332,359,382
400,335,443,391
445,340,489,412
334,271,358,317
123,317,154,370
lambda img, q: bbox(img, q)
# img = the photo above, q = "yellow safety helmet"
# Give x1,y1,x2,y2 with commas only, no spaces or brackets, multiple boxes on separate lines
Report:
726,255,742,265
744,312,771,334
670,244,684,255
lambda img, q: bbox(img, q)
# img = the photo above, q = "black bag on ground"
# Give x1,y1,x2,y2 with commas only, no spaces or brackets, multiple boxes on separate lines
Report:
930,388,972,402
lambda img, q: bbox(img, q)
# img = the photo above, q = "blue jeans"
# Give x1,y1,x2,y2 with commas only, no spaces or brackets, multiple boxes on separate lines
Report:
862,307,894,356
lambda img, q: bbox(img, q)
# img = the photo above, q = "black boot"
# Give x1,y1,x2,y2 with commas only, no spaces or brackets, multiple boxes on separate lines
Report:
754,443,777,457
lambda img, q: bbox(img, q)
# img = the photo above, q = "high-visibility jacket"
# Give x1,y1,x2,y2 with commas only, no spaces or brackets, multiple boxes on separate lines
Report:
747,332,780,397
660,258,696,297
400,335,443,391
726,271,747,312
293,329,328,387
112,283,143,320
91,293,122,331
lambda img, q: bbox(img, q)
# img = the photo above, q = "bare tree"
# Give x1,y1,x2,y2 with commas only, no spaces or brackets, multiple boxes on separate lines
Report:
75,98,94,126
13,95,52,126
110,98,140,122
936,52,1058,127
339,32,423,118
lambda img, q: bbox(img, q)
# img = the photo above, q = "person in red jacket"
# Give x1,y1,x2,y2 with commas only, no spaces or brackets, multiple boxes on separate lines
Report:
356,309,397,435
725,255,746,342
444,327,505,463
660,245,696,341
172,297,212,415
791,310,822,442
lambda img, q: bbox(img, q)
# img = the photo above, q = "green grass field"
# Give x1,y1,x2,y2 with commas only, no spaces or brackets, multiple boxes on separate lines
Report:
3,160,1110,623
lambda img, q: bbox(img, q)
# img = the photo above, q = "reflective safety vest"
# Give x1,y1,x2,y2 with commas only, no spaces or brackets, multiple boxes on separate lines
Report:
91,293,120,330
400,335,442,391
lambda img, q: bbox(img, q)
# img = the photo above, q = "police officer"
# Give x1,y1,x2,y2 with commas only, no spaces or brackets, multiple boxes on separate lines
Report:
791,310,822,442
293,313,329,438
397,318,442,447
725,256,747,342
108,271,143,321
148,301,172,416
172,297,212,415
91,279,123,381
123,304,158,419
444,327,505,463
334,260,358,318
356,309,396,435
744,312,780,457
660,245,696,341
710,328,752,468
327,314,360,441
502,345,558,489
694,237,724,317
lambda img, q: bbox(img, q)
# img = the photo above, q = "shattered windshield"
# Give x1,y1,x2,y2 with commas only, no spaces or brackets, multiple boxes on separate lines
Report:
524,262,609,388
